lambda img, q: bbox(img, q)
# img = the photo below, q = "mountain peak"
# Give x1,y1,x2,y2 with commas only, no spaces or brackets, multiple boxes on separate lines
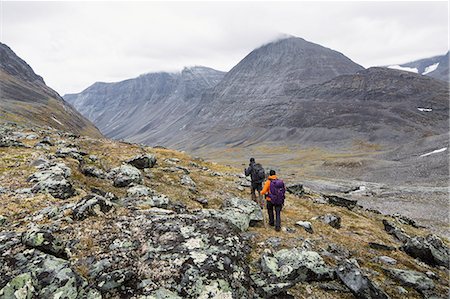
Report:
0,42,45,85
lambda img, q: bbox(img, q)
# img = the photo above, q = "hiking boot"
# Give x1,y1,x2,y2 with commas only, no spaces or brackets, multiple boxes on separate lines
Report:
275,227,281,232
269,222,274,227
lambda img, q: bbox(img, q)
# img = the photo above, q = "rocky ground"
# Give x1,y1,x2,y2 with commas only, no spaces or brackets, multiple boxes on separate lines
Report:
0,122,449,298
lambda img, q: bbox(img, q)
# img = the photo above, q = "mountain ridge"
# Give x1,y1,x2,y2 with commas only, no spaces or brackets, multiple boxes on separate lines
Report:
0,42,102,138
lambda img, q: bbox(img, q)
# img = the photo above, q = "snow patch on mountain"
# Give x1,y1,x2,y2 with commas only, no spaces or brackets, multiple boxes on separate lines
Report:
422,63,439,75
420,147,447,157
387,65,419,73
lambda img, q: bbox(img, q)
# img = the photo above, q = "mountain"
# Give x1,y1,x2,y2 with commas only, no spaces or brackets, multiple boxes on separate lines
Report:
0,121,449,298
64,66,225,141
62,36,449,186
0,42,102,138
190,36,365,129
66,36,365,147
387,52,449,82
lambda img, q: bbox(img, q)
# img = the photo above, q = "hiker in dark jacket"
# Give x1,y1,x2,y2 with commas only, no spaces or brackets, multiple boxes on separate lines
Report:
261,170,285,232
244,158,265,206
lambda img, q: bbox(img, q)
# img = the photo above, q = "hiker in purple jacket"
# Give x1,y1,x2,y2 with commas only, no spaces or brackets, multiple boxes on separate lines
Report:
260,170,286,231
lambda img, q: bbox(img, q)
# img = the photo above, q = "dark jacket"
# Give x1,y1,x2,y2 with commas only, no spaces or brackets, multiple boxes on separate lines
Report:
245,162,264,183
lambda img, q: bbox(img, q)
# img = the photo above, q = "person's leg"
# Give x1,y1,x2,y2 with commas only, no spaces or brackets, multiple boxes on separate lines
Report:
267,200,275,226
275,204,282,231
251,185,257,202
257,183,263,208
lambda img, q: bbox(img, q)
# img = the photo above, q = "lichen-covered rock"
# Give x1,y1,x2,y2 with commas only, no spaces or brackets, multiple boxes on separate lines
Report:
255,248,333,297
324,194,357,210
126,154,157,169
286,184,305,197
28,162,75,199
97,268,136,292
21,228,67,258
383,219,411,243
0,249,94,299
199,208,251,232
181,175,196,188
108,164,143,187
127,185,155,198
85,213,255,298
80,165,106,179
222,197,263,224
317,213,341,229
335,260,389,299
126,194,170,209
55,147,87,160
145,288,183,299
384,268,434,291
0,136,26,148
0,272,36,299
72,194,115,220
296,221,314,234
31,176,75,199
401,234,450,268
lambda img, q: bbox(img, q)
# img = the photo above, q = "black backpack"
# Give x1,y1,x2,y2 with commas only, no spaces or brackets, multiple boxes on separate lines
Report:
252,163,265,183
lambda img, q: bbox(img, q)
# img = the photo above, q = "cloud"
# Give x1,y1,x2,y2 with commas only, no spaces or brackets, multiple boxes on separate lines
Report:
1,1,448,95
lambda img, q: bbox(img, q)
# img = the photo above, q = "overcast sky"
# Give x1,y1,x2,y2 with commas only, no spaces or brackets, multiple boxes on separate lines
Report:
1,1,448,95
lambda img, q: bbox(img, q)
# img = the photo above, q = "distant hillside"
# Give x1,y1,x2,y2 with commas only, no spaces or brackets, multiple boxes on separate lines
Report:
387,52,449,82
64,66,225,141
0,42,102,138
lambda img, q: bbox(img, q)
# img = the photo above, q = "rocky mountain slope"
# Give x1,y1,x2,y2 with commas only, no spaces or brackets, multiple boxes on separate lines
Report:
64,66,225,141
0,121,449,299
0,42,102,138
387,52,449,82
64,36,364,146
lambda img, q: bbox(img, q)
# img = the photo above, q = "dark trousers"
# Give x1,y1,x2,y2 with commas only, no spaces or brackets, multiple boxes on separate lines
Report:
251,182,263,205
267,200,282,229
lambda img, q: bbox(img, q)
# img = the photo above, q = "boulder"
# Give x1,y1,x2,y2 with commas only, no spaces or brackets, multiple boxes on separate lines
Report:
368,242,396,251
108,165,143,187
80,165,106,179
382,219,411,243
0,249,95,299
384,268,434,291
374,256,397,265
31,176,75,199
335,260,389,299
97,269,136,292
286,184,305,197
0,272,36,299
138,195,170,209
401,234,450,268
222,197,263,224
192,197,208,207
295,221,314,234
251,273,294,298
323,194,357,210
134,213,253,298
0,137,26,148
55,147,87,160
317,213,341,229
255,248,333,297
28,162,75,199
21,228,67,258
127,185,155,198
72,194,115,220
181,175,196,188
126,154,157,169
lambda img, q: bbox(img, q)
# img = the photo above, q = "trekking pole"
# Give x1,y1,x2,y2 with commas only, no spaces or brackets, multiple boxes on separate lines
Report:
260,194,267,228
